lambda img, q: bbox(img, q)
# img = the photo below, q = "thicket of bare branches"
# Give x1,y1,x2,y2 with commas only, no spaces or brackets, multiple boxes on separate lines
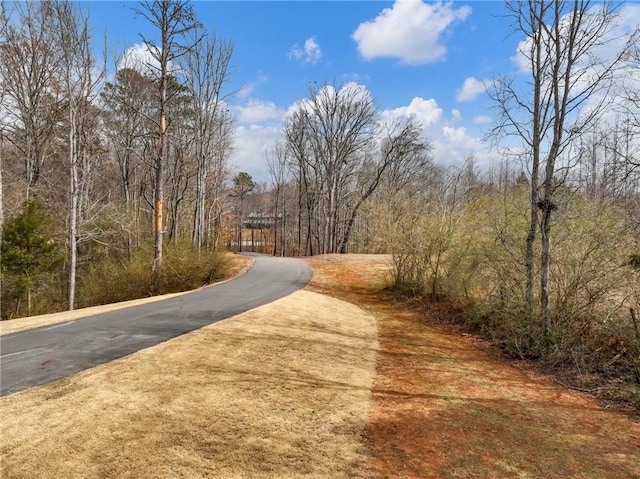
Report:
278,82,432,255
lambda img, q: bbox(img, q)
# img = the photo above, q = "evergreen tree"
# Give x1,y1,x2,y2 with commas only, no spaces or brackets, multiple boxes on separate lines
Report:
1,200,63,316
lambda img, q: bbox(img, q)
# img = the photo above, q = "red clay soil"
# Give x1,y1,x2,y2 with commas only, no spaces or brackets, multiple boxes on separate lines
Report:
305,254,640,479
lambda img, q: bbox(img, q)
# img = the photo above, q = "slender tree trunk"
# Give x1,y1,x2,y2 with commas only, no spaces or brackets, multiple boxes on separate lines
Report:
193,158,206,251
153,65,166,290
0,131,4,231
280,193,287,256
272,187,279,256
525,178,538,316
540,203,553,336
525,0,545,319
338,198,365,254
297,177,303,256
68,107,78,310
237,197,242,253
325,179,337,254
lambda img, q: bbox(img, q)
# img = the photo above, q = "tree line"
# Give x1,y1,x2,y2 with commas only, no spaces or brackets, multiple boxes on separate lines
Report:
0,0,236,315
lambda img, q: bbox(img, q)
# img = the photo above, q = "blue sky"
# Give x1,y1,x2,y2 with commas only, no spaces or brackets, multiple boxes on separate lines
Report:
82,0,639,182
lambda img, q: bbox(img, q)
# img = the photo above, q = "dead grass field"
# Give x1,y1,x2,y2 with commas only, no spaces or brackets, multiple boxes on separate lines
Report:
0,289,377,478
2,253,639,479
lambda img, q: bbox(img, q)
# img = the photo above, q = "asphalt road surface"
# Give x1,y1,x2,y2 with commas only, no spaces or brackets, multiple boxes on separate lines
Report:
0,254,311,397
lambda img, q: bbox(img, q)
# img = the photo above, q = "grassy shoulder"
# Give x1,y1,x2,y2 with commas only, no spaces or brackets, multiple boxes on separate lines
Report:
305,254,640,479
2,241,244,321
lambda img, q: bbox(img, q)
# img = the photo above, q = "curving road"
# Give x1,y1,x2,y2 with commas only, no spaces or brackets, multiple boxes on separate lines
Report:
0,254,311,396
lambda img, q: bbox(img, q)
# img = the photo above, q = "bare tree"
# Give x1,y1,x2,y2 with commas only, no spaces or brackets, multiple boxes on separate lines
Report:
0,1,63,199
133,0,202,288
54,0,105,310
0,2,6,231
163,82,194,243
266,142,290,256
284,82,431,255
206,119,234,250
103,67,156,213
180,28,234,252
285,83,377,254
230,172,255,252
284,108,319,255
489,0,638,334
337,118,430,253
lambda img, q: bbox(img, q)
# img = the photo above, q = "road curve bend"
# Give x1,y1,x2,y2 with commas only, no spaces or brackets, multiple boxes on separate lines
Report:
0,254,311,396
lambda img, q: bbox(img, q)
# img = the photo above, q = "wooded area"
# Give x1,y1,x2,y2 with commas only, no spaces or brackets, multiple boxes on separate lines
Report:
0,1,639,403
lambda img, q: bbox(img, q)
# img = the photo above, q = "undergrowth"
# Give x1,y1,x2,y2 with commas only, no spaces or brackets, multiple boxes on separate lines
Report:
77,241,230,307
386,185,640,411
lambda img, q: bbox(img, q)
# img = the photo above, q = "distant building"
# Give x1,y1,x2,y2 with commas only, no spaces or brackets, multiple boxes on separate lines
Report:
242,212,281,230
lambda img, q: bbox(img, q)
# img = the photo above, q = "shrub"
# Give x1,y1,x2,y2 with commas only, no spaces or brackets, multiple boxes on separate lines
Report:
77,241,230,307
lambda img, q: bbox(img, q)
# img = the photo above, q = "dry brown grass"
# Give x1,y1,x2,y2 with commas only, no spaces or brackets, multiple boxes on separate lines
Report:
0,290,377,478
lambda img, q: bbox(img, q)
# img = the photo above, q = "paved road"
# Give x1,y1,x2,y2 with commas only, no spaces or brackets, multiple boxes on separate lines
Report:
0,254,311,396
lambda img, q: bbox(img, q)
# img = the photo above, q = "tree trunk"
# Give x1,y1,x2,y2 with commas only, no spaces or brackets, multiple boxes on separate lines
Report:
0,132,4,231
525,181,538,317
540,202,553,337
68,106,78,311
272,187,279,256
193,158,206,251
153,71,167,291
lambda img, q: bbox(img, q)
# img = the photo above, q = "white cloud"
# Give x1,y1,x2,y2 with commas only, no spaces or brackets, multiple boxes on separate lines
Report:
237,71,269,101
288,36,323,65
237,84,256,100
432,125,489,166
231,124,283,181
341,72,371,83
381,97,443,127
352,0,471,65
230,93,288,181
235,99,286,125
456,76,487,102
381,96,494,168
443,125,470,143
118,43,161,77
